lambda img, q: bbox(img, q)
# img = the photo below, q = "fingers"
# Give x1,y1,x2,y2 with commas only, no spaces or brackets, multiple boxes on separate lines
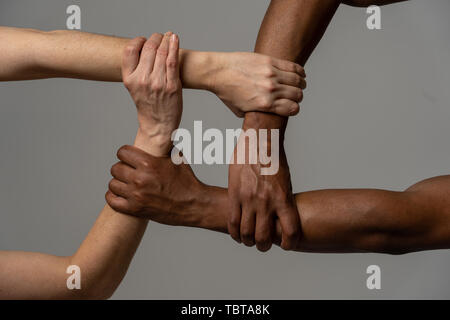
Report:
240,208,256,247
105,190,129,213
271,58,305,77
228,200,242,243
116,145,153,169
276,85,303,104
153,31,172,80
275,69,307,89
277,207,302,251
271,99,300,117
110,162,134,183
166,33,180,85
135,33,163,75
255,212,274,252
122,37,146,79
108,178,129,198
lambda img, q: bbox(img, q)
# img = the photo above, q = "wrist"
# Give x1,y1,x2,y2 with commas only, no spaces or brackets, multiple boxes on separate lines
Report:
180,50,224,92
243,112,287,141
195,185,229,233
134,127,173,157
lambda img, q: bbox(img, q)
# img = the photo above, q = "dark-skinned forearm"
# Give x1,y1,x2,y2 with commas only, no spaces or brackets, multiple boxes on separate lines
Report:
244,0,340,132
194,177,449,254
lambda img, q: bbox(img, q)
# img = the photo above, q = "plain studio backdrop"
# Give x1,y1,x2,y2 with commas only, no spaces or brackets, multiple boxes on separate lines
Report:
0,0,449,299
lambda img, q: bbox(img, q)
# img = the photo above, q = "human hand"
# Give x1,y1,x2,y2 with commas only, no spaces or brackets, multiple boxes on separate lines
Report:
210,52,306,117
106,145,207,227
122,32,182,156
228,129,301,252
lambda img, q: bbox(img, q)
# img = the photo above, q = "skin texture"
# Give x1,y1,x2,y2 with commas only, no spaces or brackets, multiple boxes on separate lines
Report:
0,0,416,298
0,32,182,299
0,206,147,299
228,0,408,252
228,0,341,252
0,26,304,118
107,146,450,255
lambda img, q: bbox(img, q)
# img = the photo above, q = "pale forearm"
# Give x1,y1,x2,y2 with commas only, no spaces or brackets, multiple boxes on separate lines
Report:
0,26,214,89
0,27,124,81
0,251,70,299
0,206,147,300
69,205,148,299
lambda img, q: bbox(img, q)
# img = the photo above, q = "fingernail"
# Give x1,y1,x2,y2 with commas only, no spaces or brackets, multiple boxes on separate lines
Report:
171,34,177,42
165,31,173,36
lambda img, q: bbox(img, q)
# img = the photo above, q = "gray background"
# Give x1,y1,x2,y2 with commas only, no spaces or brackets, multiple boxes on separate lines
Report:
1,0,449,299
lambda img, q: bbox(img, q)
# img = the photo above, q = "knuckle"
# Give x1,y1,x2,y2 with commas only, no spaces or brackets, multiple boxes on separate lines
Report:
133,177,145,188
301,78,307,89
110,163,118,176
263,79,276,92
140,160,151,170
137,76,149,88
285,225,300,239
116,145,130,160
263,66,275,78
290,63,298,73
258,96,273,109
105,190,112,202
165,82,179,94
150,80,163,92
166,58,177,69
229,216,241,228
290,103,300,116
297,89,303,102
294,75,302,87
297,64,305,75
150,79,164,92
124,43,139,57
132,190,144,203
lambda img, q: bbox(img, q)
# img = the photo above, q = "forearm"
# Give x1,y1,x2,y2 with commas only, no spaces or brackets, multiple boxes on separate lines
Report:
243,0,340,141
196,186,406,253
0,26,214,89
0,129,170,300
194,177,449,254
68,205,148,299
0,206,147,300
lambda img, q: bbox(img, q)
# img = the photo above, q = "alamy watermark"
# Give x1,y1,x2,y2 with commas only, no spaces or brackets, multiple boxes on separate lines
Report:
366,265,381,290
66,5,81,30
171,121,280,175
66,265,81,290
366,5,381,30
